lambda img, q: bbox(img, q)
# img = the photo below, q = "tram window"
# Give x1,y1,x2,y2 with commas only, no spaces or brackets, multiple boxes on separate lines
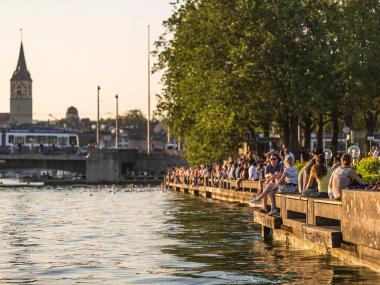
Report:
58,137,68,146
26,136,36,143
14,136,25,144
47,136,58,145
37,136,47,144
69,136,78,145
8,135,14,144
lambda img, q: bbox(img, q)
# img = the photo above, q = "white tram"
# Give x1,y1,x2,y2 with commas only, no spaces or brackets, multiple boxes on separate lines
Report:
0,129,79,154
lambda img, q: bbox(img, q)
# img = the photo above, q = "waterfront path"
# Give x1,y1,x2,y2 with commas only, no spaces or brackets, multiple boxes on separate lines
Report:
165,180,380,272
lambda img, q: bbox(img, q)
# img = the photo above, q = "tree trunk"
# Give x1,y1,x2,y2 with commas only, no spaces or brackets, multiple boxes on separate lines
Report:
331,112,339,156
281,116,290,150
289,115,299,159
344,106,353,130
302,115,313,152
365,110,379,153
316,114,324,154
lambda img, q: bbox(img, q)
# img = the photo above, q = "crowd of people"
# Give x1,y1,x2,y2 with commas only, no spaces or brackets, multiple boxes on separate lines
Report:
166,145,375,216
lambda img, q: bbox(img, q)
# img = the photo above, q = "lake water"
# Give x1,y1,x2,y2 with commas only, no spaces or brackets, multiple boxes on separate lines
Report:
0,186,379,284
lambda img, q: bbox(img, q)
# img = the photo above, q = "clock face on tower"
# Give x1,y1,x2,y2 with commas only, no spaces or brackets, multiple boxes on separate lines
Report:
10,42,33,124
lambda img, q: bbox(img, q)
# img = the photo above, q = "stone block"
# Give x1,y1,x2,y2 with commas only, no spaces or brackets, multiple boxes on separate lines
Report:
282,218,342,248
302,225,342,248
253,211,282,229
313,198,342,223
285,195,308,215
342,190,380,251
282,218,306,231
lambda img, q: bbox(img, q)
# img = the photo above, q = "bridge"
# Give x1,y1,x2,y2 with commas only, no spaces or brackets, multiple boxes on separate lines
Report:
0,154,87,174
0,149,185,184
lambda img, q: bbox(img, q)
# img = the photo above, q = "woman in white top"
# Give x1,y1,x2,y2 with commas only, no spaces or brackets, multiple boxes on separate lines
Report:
251,157,298,216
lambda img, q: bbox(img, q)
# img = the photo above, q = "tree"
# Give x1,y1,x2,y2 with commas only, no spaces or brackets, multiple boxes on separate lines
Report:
120,109,148,139
343,0,380,150
154,0,380,164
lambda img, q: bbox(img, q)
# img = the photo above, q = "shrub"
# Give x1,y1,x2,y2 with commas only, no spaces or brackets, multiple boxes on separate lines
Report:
294,161,307,172
356,157,380,182
361,174,380,183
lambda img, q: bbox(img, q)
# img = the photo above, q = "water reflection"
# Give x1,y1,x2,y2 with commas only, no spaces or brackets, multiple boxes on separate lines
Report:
0,188,377,284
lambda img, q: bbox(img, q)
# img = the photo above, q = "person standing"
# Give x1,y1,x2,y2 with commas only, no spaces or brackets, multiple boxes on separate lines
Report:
17,140,22,154
30,139,35,154
372,145,380,158
248,161,257,180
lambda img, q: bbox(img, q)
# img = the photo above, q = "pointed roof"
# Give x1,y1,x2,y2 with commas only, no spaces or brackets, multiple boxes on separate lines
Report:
11,42,32,81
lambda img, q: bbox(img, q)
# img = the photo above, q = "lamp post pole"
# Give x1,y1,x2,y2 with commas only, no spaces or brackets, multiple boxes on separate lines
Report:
97,86,100,147
115,94,119,149
147,25,151,155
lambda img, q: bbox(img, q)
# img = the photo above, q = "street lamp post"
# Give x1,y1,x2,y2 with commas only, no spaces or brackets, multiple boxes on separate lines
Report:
97,86,101,147
115,94,119,149
147,25,151,155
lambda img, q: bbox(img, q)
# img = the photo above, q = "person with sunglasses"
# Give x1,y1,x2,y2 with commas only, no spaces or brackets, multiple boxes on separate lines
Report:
250,156,296,216
250,153,283,213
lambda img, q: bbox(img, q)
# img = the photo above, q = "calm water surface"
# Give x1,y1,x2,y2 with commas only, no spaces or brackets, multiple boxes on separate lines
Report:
0,187,379,284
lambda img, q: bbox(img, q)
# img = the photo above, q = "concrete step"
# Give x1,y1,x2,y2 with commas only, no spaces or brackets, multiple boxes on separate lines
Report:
253,210,282,229
282,218,342,248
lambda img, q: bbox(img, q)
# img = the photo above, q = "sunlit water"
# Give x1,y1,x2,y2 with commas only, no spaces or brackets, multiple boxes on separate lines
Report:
0,187,379,284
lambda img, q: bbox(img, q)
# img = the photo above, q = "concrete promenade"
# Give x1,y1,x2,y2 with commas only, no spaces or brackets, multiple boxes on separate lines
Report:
165,180,380,272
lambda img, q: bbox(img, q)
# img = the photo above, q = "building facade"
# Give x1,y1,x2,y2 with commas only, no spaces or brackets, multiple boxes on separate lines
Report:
9,42,33,125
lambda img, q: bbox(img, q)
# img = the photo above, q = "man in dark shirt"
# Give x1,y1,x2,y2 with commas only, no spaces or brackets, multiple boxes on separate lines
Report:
265,153,283,177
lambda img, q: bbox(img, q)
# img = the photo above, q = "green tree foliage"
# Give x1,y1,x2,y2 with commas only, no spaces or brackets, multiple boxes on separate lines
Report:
120,109,148,139
154,0,380,164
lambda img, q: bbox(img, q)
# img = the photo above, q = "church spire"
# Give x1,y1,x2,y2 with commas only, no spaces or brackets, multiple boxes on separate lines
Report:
11,41,32,81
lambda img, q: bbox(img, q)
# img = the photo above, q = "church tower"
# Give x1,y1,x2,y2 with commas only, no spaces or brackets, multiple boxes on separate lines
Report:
10,41,33,125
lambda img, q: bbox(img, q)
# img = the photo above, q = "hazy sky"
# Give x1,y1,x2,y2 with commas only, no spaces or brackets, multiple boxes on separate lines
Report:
0,0,173,120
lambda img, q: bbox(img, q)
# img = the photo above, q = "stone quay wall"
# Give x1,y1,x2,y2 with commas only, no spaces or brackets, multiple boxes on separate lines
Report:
165,180,380,272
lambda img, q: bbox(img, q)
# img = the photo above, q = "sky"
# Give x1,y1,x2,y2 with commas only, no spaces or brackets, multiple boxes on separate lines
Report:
0,0,173,120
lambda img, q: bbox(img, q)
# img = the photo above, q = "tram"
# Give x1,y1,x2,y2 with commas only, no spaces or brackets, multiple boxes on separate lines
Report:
0,128,79,154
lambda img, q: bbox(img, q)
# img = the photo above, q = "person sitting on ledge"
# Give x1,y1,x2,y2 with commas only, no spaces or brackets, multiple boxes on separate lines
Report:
250,156,297,216
228,162,237,180
302,154,331,198
253,153,282,213
331,154,342,171
328,153,366,200
237,162,249,189
298,154,317,193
